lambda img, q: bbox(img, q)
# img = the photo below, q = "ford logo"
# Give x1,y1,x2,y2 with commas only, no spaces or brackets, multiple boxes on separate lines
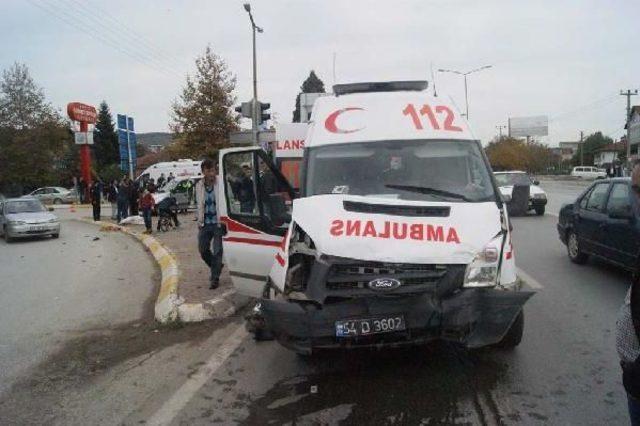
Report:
367,278,401,291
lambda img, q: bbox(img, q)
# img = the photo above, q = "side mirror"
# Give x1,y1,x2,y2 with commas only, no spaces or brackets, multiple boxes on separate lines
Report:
608,207,633,220
532,180,540,186
268,194,290,226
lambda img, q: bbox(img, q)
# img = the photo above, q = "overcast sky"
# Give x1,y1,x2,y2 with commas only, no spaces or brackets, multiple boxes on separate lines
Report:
2,0,639,145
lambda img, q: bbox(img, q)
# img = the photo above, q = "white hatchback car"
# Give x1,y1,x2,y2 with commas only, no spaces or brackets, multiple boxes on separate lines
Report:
570,166,606,179
494,171,547,215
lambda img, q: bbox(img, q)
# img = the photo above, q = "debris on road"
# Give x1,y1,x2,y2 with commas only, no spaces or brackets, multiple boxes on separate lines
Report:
119,216,145,226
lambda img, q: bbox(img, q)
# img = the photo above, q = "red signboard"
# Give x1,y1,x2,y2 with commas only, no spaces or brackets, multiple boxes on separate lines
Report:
67,102,97,123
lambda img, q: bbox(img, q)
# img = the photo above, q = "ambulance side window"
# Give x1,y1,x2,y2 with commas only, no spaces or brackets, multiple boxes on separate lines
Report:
224,152,259,218
256,150,295,232
223,150,295,236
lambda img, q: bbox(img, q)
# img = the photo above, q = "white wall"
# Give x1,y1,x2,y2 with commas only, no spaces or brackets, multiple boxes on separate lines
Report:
594,151,618,166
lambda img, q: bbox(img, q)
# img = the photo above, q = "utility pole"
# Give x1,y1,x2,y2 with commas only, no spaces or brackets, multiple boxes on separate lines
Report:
496,125,507,137
580,130,584,166
438,65,492,120
620,89,638,174
463,75,469,118
244,3,263,145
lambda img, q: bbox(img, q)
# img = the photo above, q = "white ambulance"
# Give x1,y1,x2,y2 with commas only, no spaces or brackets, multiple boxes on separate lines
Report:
136,159,202,183
217,81,533,355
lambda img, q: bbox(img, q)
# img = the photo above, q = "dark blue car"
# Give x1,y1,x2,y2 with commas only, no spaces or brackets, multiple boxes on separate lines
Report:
557,177,639,272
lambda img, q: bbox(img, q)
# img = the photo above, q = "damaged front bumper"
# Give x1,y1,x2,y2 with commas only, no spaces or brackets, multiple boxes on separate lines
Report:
261,289,533,354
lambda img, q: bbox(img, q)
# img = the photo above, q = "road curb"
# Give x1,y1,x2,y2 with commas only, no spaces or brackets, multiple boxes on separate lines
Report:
77,218,247,323
51,203,107,209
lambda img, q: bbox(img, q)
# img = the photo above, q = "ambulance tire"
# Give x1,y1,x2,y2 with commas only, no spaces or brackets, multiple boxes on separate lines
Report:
245,313,274,341
253,327,274,341
495,310,524,349
296,351,316,361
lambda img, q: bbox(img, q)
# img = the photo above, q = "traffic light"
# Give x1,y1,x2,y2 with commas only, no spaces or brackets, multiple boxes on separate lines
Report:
258,101,270,125
234,102,252,118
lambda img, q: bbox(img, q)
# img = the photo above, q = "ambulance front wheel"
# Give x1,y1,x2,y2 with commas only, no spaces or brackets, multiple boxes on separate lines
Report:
495,310,524,349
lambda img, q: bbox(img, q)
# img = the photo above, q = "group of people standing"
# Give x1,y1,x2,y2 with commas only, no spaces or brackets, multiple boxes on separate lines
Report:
85,175,152,223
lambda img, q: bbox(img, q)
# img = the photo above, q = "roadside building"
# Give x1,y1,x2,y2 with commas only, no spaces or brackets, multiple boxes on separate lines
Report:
558,141,580,162
593,142,626,168
627,105,640,162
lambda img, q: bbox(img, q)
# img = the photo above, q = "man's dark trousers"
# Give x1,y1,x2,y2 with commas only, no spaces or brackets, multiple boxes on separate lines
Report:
117,200,128,222
92,203,100,221
198,223,223,286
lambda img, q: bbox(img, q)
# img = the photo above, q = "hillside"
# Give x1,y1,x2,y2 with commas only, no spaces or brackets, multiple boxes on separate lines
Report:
137,132,172,148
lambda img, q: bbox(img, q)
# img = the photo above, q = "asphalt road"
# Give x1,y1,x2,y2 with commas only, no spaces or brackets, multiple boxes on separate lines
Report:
149,217,629,425
0,217,157,420
537,178,591,216
1,182,634,425
138,181,628,425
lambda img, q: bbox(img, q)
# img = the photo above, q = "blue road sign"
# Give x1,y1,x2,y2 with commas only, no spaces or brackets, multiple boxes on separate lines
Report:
117,114,127,130
117,115,137,174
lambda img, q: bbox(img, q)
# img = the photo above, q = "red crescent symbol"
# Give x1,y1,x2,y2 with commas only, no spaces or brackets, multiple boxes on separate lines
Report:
325,107,365,134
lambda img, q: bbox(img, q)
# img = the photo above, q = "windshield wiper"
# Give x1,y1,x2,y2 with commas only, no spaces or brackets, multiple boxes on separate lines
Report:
385,184,472,201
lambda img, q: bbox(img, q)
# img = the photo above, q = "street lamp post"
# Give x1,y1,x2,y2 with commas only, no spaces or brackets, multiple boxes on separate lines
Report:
243,3,263,145
438,65,492,119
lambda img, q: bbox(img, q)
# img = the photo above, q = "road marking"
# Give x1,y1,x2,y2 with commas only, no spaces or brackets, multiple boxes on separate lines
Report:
517,267,543,290
146,323,248,426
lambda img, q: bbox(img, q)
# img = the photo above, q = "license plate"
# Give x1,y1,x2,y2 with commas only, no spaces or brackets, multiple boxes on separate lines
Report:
335,316,406,337
31,225,46,231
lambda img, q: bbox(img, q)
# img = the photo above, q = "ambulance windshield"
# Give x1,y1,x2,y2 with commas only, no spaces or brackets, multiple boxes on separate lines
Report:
305,139,497,202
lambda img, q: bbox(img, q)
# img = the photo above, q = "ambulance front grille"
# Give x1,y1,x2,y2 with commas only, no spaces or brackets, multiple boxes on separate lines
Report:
325,262,450,292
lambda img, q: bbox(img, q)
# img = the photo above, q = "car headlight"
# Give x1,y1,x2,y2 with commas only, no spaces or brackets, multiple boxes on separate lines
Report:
48,219,58,223
463,239,502,288
9,220,26,225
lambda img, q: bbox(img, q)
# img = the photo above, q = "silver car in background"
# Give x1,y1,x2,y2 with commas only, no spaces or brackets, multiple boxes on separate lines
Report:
28,186,76,204
0,197,60,242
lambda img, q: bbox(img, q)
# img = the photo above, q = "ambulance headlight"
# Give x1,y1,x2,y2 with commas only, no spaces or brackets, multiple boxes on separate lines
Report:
463,244,500,288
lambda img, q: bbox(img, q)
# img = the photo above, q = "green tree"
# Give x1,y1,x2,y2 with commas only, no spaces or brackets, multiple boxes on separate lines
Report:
292,71,326,122
0,63,69,195
485,137,529,171
485,136,556,173
170,45,238,158
92,101,119,172
0,63,59,129
572,131,612,166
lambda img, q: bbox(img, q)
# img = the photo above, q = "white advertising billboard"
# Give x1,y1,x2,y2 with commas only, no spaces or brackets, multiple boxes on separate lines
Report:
508,115,548,137
275,123,308,158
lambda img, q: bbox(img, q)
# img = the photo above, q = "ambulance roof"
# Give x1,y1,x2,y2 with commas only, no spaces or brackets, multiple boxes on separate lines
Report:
306,84,475,149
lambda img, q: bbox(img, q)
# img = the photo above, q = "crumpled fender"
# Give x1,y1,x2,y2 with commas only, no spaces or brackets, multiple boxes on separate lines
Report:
441,289,534,347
